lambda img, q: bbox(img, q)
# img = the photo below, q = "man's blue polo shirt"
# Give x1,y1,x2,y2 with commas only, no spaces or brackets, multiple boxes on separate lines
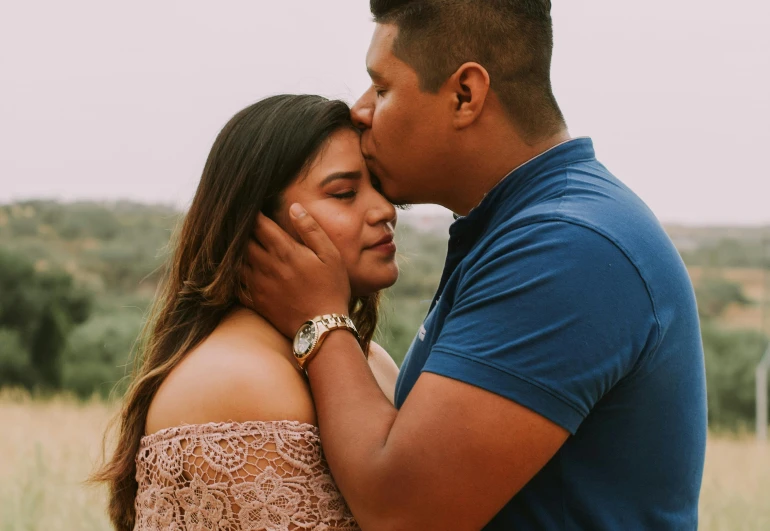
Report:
394,138,707,530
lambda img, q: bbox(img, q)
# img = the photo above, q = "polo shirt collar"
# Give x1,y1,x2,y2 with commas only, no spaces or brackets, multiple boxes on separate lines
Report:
450,137,596,238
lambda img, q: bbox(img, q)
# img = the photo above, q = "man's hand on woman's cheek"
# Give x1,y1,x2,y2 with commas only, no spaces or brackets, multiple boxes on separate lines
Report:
241,205,351,338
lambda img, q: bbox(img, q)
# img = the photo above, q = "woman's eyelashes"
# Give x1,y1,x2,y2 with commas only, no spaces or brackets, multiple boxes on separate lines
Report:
329,189,357,200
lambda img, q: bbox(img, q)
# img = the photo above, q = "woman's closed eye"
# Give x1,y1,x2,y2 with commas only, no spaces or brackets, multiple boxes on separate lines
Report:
330,189,357,200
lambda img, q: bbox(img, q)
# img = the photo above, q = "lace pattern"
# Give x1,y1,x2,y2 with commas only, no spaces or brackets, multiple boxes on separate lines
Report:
134,421,359,530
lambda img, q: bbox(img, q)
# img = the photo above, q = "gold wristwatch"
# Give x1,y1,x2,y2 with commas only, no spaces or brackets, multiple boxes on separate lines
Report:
292,314,359,370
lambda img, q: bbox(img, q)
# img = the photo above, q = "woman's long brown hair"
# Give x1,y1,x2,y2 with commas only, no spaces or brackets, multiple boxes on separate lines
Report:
91,95,380,531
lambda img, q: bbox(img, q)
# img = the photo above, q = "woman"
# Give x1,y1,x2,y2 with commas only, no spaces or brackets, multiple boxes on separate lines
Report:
94,95,400,530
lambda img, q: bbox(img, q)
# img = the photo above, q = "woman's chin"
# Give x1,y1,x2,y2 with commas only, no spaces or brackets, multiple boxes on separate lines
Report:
351,272,399,298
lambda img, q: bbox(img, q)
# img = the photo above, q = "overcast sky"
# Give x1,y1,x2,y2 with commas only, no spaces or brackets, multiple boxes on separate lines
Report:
1,1,768,225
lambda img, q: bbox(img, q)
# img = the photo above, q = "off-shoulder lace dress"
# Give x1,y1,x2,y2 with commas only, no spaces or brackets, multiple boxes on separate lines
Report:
134,420,359,531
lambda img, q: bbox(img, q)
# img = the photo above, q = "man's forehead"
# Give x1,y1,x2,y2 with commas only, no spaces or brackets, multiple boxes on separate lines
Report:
366,24,398,73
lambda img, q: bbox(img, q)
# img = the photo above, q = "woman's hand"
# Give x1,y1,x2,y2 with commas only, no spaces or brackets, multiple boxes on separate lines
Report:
242,204,351,338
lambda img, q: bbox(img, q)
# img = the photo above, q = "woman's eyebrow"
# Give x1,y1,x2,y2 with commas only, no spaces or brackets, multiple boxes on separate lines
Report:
320,171,362,187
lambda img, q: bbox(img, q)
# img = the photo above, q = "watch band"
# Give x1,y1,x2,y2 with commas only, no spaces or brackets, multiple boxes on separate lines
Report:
294,313,359,371
317,314,359,338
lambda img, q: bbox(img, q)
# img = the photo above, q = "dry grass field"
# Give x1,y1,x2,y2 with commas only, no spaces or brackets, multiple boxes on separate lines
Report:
1,391,769,530
0,391,112,530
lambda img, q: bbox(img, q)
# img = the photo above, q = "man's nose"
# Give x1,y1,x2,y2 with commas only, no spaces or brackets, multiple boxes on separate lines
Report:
351,92,373,131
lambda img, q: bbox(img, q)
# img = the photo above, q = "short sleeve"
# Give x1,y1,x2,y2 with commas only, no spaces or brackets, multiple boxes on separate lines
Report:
424,221,658,433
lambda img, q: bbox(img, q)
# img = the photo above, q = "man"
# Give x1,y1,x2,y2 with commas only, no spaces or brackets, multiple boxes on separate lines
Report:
244,1,707,529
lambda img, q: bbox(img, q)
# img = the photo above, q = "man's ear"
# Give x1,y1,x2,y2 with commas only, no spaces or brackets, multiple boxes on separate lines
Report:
448,62,491,129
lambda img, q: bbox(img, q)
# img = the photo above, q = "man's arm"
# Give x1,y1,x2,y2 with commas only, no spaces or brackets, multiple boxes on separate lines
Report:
305,330,568,530
243,211,568,528
244,208,650,530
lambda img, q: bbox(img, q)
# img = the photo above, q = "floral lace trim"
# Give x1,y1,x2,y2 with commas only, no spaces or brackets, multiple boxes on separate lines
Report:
134,420,359,530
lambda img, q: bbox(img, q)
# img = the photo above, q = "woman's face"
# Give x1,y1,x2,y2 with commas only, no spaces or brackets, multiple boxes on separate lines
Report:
278,128,399,297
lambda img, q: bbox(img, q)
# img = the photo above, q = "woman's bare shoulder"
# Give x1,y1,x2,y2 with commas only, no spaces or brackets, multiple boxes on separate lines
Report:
367,341,400,405
146,308,316,435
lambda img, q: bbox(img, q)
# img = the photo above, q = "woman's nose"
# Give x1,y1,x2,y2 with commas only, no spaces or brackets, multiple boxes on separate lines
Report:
368,193,397,227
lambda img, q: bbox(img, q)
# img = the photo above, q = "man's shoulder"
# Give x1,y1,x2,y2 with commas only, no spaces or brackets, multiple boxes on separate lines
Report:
472,217,641,281
481,168,680,288
507,163,659,238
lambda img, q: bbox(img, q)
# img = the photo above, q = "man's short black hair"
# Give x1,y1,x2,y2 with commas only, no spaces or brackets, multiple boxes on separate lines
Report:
370,0,564,142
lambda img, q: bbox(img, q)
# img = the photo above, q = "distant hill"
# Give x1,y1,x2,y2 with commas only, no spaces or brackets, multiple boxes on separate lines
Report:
666,224,769,250
0,200,180,298
0,200,767,427
666,224,769,269
1,201,767,299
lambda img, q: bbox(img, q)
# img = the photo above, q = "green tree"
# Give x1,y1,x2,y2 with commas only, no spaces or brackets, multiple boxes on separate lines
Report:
0,249,39,341
695,276,752,319
29,307,68,388
0,248,92,390
0,328,35,388
702,322,767,429
62,311,143,398
680,237,767,268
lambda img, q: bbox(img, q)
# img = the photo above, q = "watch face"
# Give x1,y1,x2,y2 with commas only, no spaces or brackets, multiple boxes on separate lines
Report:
294,323,317,357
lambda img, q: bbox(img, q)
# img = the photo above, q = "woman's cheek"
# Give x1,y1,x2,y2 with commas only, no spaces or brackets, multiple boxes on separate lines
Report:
308,206,359,263
315,220,351,260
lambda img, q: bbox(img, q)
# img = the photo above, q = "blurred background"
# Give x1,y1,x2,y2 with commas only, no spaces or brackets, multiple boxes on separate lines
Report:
1,1,768,529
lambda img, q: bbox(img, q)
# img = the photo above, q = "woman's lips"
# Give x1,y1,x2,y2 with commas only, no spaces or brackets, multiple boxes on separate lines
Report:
367,235,396,254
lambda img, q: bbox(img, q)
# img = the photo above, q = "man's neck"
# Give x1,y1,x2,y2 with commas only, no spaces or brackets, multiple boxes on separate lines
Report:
444,129,571,216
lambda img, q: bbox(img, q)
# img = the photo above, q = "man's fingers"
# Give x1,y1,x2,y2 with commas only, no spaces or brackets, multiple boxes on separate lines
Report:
238,260,255,308
240,245,272,312
254,213,295,258
246,237,272,272
288,203,337,262
238,285,254,310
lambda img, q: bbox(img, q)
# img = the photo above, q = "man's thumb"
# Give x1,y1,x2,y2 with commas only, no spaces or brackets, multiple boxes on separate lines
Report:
290,203,308,221
289,203,332,257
